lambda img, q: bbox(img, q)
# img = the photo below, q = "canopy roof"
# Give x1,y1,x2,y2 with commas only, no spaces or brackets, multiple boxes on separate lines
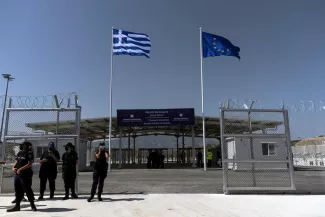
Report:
25,116,282,141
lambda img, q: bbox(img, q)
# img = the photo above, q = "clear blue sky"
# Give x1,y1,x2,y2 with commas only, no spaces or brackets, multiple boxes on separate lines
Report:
0,0,324,139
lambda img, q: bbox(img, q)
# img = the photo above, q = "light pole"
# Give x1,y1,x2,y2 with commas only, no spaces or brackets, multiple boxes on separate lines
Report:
311,140,317,166
0,74,14,142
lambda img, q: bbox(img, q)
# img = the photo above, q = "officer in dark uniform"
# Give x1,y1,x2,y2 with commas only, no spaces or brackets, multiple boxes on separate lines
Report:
87,142,109,202
38,141,60,200
159,150,165,169
11,143,27,204
27,142,36,202
147,149,152,169
62,142,78,200
7,141,37,212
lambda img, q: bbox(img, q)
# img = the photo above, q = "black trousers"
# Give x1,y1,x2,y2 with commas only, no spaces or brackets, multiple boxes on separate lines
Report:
197,159,203,168
63,170,76,195
14,173,34,204
207,160,212,168
90,170,107,196
147,159,152,168
39,173,56,196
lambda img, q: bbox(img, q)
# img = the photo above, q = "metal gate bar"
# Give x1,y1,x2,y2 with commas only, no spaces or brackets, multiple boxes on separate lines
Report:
0,106,81,194
220,108,295,194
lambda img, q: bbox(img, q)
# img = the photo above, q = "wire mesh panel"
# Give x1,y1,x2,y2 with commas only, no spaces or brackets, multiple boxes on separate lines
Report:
0,108,81,195
220,108,295,194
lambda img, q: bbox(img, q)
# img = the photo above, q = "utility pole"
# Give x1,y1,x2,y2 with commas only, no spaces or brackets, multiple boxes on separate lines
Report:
0,74,14,142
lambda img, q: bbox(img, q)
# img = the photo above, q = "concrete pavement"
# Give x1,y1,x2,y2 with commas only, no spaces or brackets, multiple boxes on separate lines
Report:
0,194,323,217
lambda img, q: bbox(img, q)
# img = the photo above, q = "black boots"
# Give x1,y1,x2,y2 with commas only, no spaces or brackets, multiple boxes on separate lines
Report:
87,192,103,202
62,189,69,200
38,192,54,200
71,189,78,199
63,189,78,200
87,194,94,202
38,193,44,200
30,202,37,211
98,192,103,201
7,204,20,212
7,202,36,212
71,193,78,198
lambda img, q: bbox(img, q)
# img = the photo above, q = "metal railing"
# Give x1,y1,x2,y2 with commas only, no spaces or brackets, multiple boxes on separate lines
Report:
220,108,295,194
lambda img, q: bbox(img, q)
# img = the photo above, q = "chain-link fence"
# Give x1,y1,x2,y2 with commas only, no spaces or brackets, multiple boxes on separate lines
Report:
0,107,81,195
220,108,295,193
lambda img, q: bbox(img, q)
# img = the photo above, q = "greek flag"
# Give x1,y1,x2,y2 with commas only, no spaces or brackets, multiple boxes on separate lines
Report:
113,29,151,58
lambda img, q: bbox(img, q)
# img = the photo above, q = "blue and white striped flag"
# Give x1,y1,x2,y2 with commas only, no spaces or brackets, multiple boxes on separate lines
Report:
112,29,151,58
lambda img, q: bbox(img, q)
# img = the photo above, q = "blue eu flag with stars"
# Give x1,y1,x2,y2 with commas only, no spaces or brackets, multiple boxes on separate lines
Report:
202,32,240,60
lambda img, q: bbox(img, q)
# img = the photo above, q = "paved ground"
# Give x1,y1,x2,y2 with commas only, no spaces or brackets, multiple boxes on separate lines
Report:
0,194,323,217
1,169,325,194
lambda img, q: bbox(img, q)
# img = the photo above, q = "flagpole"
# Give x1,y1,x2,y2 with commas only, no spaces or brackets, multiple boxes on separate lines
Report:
200,27,207,172
108,27,114,172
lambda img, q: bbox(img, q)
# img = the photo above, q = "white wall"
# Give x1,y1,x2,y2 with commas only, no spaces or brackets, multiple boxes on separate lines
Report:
292,145,325,167
227,137,288,170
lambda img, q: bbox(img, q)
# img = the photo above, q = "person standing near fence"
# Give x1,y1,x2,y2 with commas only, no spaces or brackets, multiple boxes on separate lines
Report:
11,143,28,204
38,141,60,200
87,142,109,202
62,142,78,200
207,149,213,168
197,150,203,168
147,149,152,169
7,141,37,212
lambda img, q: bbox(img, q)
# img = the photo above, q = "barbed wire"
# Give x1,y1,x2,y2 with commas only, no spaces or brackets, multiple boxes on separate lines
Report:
220,99,325,113
0,92,79,108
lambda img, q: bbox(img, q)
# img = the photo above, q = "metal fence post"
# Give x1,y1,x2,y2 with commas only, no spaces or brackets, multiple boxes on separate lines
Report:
0,98,11,193
55,111,60,150
191,126,196,167
248,110,256,187
75,106,81,194
221,107,295,193
220,108,228,193
283,110,296,189
118,129,122,169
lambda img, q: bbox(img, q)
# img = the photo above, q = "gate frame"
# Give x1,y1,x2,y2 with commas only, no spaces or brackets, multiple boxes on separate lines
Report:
220,108,296,194
0,106,81,194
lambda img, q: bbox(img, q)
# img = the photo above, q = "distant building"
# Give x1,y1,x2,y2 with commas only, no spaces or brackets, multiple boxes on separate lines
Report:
292,136,325,167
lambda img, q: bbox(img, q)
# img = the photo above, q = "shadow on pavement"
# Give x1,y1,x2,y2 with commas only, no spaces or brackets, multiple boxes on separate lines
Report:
103,198,145,202
37,208,76,212
0,204,46,209
104,191,146,195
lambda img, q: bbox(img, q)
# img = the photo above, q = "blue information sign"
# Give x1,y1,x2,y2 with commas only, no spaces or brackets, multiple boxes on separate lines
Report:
117,108,195,127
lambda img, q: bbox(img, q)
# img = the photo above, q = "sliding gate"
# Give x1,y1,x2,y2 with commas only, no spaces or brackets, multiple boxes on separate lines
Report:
0,107,81,194
220,108,295,194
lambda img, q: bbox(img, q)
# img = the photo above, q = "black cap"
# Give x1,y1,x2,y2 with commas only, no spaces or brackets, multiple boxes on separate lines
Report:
22,141,32,148
64,142,73,148
99,142,105,146
48,141,55,148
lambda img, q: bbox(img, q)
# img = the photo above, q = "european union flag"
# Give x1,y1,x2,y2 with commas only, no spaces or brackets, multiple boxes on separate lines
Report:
202,32,240,60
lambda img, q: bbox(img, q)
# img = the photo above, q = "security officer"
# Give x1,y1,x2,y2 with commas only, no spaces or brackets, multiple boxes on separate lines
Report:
147,149,152,169
28,142,36,202
62,142,78,200
197,150,203,168
7,141,37,212
207,149,213,168
38,141,60,200
11,143,28,204
87,142,109,202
